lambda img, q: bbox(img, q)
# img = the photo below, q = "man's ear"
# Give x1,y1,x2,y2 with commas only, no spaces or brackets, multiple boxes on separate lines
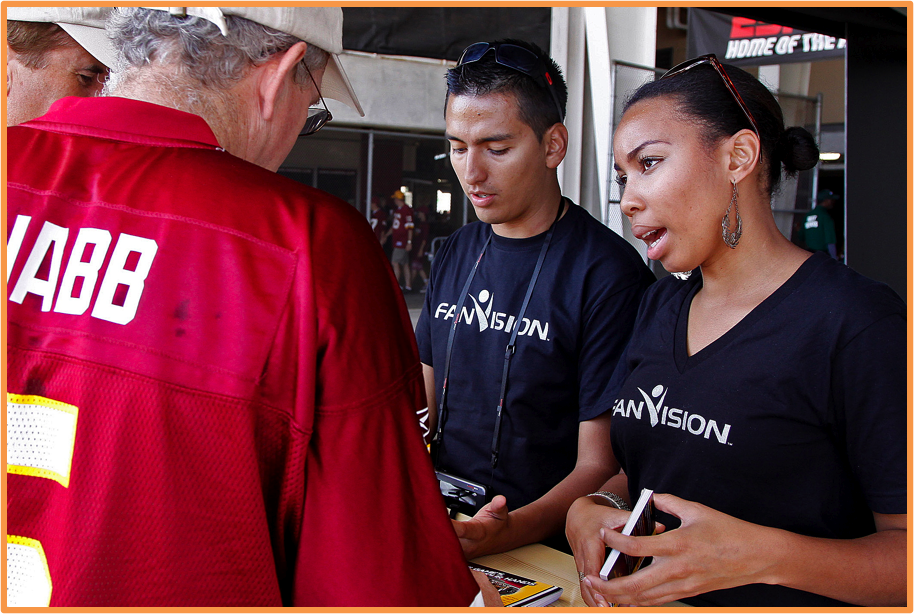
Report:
258,41,308,122
544,122,568,169
727,128,761,183
8,45,17,95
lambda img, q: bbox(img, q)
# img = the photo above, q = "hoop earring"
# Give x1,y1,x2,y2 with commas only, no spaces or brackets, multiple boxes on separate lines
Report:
722,180,742,249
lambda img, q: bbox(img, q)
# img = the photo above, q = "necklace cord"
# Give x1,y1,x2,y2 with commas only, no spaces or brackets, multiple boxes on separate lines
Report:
433,198,567,498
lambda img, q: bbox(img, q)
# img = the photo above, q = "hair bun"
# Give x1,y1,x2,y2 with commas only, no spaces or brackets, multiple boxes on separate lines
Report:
777,126,819,174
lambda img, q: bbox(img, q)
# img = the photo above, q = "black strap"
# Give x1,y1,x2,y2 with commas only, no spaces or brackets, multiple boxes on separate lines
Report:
433,198,566,486
433,233,491,462
490,198,564,471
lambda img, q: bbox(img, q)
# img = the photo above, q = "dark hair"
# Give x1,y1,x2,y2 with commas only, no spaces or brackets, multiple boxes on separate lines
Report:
623,62,819,196
7,21,76,69
445,39,567,141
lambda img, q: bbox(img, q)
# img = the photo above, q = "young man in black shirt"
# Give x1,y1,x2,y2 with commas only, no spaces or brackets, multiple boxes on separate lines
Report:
416,40,654,558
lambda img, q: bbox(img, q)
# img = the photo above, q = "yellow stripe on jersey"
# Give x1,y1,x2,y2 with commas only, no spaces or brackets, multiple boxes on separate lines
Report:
7,535,53,606
7,393,79,488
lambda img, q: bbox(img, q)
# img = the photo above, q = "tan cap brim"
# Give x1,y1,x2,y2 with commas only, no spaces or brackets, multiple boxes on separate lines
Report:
139,6,365,116
57,22,118,69
323,53,364,117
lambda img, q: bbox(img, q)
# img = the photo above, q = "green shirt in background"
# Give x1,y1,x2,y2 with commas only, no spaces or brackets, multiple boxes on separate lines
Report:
801,204,836,251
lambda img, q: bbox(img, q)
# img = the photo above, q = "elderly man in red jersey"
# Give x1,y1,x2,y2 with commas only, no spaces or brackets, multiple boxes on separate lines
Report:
6,6,497,607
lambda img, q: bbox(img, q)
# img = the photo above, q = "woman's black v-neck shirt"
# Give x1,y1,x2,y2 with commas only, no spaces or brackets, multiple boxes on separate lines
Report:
605,253,906,607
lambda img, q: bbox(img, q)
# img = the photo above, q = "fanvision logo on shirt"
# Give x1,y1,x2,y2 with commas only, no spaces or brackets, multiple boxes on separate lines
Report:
434,289,551,341
612,384,732,445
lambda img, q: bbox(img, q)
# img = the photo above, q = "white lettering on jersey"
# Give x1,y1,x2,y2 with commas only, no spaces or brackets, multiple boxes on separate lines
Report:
54,228,112,316
612,384,732,445
91,234,158,325
7,215,158,326
6,215,31,283
9,221,69,311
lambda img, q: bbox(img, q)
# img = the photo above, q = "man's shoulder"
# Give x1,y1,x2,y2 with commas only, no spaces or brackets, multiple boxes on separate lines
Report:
156,153,364,233
425,223,488,287
561,204,653,279
568,205,637,251
436,222,487,253
170,149,361,225
10,117,365,247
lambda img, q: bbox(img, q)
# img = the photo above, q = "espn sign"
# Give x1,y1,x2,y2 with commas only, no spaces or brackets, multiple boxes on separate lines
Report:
688,10,847,66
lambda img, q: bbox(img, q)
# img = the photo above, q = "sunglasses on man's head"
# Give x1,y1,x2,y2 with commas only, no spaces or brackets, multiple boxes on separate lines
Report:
457,42,564,122
660,54,760,139
298,61,332,137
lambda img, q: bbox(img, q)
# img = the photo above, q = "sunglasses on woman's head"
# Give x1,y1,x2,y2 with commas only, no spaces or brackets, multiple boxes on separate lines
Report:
660,54,760,139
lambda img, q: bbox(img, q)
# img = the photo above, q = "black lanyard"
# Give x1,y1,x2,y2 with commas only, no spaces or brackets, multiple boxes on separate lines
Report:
433,198,566,479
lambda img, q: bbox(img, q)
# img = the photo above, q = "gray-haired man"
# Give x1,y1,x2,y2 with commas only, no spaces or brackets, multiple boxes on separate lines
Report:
7,7,495,606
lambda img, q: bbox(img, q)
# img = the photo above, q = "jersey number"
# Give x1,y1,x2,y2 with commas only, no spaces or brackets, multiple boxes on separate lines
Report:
6,393,79,606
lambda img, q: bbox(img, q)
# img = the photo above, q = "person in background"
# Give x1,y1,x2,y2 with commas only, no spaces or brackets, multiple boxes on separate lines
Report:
798,188,839,259
410,205,431,292
417,39,654,560
379,195,395,259
6,6,496,607
369,195,389,244
6,7,116,126
389,189,414,291
567,55,905,608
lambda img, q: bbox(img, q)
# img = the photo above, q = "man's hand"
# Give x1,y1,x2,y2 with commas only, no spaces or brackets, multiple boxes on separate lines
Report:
453,495,511,559
470,569,504,607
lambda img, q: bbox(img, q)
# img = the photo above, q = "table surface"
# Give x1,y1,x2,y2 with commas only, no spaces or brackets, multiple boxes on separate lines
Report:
471,541,690,608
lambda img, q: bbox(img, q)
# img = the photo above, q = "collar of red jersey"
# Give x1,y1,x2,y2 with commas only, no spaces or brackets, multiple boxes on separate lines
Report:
23,96,222,150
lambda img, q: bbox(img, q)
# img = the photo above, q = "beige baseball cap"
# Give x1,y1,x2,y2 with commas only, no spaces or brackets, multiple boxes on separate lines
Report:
7,7,117,68
144,7,364,116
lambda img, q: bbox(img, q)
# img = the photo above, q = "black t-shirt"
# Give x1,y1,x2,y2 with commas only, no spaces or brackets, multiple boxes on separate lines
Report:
605,252,906,606
417,202,654,513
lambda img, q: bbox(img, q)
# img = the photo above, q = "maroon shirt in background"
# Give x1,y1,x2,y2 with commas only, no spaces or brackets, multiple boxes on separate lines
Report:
390,204,414,248
6,96,478,607
370,207,389,242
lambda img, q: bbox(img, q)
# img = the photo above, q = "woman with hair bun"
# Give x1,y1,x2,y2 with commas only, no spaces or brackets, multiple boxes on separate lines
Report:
566,56,906,607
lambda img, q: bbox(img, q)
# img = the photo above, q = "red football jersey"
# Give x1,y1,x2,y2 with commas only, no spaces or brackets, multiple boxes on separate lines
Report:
6,97,478,607
390,204,414,248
